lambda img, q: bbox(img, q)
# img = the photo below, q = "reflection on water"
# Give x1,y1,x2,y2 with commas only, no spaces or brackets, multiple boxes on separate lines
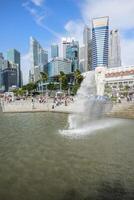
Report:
0,111,134,200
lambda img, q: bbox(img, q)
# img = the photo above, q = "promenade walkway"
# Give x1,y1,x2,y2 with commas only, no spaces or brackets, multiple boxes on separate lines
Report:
107,100,134,119
1,98,134,119
0,98,74,114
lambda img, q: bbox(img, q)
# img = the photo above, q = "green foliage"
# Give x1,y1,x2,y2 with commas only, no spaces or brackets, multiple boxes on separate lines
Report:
119,84,123,89
23,82,37,92
58,71,68,91
71,69,84,94
71,83,80,95
104,83,112,94
47,83,56,91
124,85,130,91
12,88,26,96
39,72,48,83
74,69,83,84
111,96,117,102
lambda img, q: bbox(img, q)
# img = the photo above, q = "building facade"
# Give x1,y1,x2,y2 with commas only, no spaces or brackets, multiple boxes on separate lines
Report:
66,40,79,72
92,16,109,69
109,29,121,68
83,25,92,71
105,66,134,89
30,37,48,82
51,44,59,58
48,58,72,77
0,53,5,90
1,62,18,92
61,37,74,59
7,49,21,87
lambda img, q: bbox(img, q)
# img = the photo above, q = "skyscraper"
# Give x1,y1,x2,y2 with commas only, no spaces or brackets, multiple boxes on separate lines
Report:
2,67,17,92
0,53,5,70
30,37,48,82
48,58,72,77
51,44,59,58
92,16,109,69
66,40,79,72
61,37,74,59
0,53,4,90
7,49,21,87
83,25,92,71
109,29,121,68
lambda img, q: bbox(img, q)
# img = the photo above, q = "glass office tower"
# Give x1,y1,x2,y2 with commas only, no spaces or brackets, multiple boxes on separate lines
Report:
109,29,121,68
30,37,48,82
92,16,109,69
66,40,79,72
7,49,21,87
51,44,59,58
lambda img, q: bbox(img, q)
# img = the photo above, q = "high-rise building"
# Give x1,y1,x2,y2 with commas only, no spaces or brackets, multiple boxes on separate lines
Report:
51,44,59,58
48,58,72,77
83,25,92,71
30,37,48,82
92,16,109,69
0,53,5,90
109,29,121,68
66,40,79,72
1,61,18,92
7,49,21,87
0,53,5,70
61,37,74,59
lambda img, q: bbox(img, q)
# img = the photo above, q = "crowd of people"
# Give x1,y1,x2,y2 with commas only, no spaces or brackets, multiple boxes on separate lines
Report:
117,94,134,103
29,94,74,110
52,95,74,109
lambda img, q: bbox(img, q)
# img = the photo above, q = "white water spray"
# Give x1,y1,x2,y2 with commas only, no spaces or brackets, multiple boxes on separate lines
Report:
60,70,113,136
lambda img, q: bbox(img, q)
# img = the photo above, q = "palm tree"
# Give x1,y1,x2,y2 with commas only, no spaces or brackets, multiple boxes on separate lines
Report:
58,71,67,91
74,69,83,84
71,69,84,95
39,72,48,95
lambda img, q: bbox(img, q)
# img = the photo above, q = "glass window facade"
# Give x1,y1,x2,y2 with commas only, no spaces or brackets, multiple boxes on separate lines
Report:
92,17,109,70
51,45,59,58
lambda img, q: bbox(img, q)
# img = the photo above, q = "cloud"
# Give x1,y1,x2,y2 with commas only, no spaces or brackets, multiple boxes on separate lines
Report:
31,0,44,6
64,20,84,45
22,0,62,83
22,1,46,25
69,0,134,65
80,0,134,31
22,1,61,39
121,37,134,66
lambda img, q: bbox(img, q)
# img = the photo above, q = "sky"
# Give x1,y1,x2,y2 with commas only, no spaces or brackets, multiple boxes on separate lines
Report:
0,0,134,83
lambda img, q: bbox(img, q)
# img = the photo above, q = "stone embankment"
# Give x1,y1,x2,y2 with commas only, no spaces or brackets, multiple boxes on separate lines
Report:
1,99,134,119
0,99,74,114
107,101,134,119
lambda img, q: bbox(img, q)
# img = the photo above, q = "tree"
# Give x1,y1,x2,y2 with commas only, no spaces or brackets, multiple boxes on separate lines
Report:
123,84,130,96
39,72,48,94
48,83,55,91
24,82,37,93
74,69,83,85
40,72,48,82
71,69,84,94
104,84,112,94
72,83,80,95
58,71,68,91
124,85,130,91
13,88,26,96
